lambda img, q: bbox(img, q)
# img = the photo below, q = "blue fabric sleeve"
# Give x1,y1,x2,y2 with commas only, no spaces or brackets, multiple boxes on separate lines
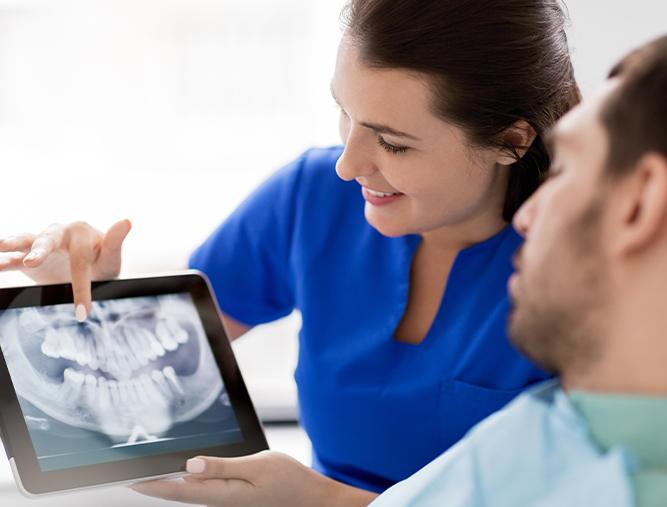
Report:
188,153,305,326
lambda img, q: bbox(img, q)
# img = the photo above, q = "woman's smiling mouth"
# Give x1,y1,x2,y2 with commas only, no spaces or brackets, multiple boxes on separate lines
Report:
362,186,405,206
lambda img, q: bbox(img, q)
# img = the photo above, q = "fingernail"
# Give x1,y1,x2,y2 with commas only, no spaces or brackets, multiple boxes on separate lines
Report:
24,249,42,261
186,458,206,474
75,304,87,322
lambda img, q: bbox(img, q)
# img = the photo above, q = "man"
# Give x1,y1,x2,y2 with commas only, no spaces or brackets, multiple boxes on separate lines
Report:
132,35,667,506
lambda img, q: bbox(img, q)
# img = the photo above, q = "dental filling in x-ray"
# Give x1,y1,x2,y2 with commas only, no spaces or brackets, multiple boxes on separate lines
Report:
0,293,242,472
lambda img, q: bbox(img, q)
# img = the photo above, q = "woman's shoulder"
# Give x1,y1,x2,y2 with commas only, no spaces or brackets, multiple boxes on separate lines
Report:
283,145,364,219
289,145,345,188
298,145,344,168
263,145,348,199
238,145,352,215
282,146,378,250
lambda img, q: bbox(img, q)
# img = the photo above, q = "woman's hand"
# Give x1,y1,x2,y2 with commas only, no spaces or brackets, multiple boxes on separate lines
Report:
0,219,131,318
130,451,377,507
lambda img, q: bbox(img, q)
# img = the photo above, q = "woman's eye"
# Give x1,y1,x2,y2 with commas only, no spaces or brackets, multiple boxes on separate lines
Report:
377,136,409,155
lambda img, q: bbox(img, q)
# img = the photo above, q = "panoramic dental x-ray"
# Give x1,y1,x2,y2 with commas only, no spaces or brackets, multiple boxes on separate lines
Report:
0,293,241,472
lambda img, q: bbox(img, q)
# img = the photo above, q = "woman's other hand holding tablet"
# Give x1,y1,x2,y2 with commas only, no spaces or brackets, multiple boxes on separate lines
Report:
130,451,378,507
0,219,131,319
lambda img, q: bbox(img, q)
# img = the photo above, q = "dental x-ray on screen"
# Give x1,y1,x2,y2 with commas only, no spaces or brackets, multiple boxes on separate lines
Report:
0,292,241,472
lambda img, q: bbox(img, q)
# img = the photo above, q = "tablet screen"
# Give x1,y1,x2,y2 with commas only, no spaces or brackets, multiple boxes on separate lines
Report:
0,292,242,472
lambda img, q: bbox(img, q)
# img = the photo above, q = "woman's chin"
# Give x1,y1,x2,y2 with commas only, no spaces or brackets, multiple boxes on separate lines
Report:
365,214,411,238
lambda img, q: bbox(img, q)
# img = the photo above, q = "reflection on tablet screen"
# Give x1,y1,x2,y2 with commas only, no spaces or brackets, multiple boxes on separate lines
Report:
0,293,242,472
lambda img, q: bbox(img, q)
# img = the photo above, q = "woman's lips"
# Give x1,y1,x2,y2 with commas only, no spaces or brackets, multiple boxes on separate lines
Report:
361,186,404,206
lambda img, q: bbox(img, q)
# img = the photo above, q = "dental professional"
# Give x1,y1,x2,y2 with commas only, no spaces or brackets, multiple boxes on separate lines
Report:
0,0,580,495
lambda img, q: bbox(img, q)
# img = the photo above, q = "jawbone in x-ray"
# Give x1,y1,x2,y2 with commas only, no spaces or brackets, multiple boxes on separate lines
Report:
0,293,241,471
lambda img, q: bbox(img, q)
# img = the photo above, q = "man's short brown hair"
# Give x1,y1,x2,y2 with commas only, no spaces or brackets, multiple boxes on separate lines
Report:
601,35,667,176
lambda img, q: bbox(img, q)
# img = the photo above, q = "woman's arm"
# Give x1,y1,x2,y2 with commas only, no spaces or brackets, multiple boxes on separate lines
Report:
131,451,379,507
221,312,252,340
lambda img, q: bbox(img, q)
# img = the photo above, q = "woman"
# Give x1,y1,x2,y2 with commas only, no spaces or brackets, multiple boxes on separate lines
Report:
0,0,580,500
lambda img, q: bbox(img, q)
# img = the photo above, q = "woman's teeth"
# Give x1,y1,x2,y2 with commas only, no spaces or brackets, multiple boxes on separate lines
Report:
366,188,401,198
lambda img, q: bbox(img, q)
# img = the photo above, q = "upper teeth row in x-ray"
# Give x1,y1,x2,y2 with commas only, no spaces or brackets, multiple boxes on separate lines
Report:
40,317,189,379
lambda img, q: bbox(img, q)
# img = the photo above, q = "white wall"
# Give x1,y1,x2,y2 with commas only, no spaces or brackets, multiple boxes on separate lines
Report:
0,1,665,420
0,0,347,420
0,0,346,273
566,0,667,97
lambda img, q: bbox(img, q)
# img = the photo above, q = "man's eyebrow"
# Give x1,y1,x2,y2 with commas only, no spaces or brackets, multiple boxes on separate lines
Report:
545,126,579,164
543,128,563,158
330,82,422,142
330,82,342,108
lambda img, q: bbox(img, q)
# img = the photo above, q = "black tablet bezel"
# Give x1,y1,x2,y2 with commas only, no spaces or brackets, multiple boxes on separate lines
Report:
0,271,268,495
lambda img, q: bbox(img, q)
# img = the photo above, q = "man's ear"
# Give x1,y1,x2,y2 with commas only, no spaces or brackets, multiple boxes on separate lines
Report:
495,120,537,166
613,153,667,256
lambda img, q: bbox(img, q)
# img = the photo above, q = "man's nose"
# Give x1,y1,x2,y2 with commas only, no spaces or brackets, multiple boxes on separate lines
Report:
335,127,376,181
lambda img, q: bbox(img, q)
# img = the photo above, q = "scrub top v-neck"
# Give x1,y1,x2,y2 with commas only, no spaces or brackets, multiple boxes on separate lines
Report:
189,146,550,493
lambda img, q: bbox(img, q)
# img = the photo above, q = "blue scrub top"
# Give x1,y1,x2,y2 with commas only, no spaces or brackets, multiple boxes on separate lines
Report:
189,146,550,493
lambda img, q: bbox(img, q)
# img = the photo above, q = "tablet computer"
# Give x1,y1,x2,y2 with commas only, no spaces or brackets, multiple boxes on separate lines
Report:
0,271,268,497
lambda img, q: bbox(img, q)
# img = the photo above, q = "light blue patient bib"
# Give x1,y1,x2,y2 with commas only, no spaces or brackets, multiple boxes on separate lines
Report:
371,381,636,507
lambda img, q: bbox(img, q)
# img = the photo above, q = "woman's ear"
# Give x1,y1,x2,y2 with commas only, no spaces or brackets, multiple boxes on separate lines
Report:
496,120,537,166
613,153,667,257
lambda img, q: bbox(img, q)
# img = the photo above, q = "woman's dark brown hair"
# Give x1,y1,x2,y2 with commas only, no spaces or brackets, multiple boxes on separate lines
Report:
342,0,581,220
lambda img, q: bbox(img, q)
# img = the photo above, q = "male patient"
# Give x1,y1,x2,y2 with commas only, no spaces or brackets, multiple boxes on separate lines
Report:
134,36,667,507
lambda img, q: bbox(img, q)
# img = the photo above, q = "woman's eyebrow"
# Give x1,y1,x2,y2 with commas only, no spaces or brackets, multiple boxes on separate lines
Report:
330,83,421,141
359,121,421,141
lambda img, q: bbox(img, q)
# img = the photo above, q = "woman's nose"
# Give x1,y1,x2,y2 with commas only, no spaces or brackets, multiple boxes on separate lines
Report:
335,129,376,182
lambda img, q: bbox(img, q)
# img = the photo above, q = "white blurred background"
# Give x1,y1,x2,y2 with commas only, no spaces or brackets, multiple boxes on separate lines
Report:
0,0,665,425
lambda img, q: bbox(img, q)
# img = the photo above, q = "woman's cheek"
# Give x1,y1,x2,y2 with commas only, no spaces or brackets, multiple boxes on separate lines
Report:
392,171,442,202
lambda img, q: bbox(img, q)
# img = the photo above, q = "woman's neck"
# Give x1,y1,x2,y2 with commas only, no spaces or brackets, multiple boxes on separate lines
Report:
420,214,508,253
